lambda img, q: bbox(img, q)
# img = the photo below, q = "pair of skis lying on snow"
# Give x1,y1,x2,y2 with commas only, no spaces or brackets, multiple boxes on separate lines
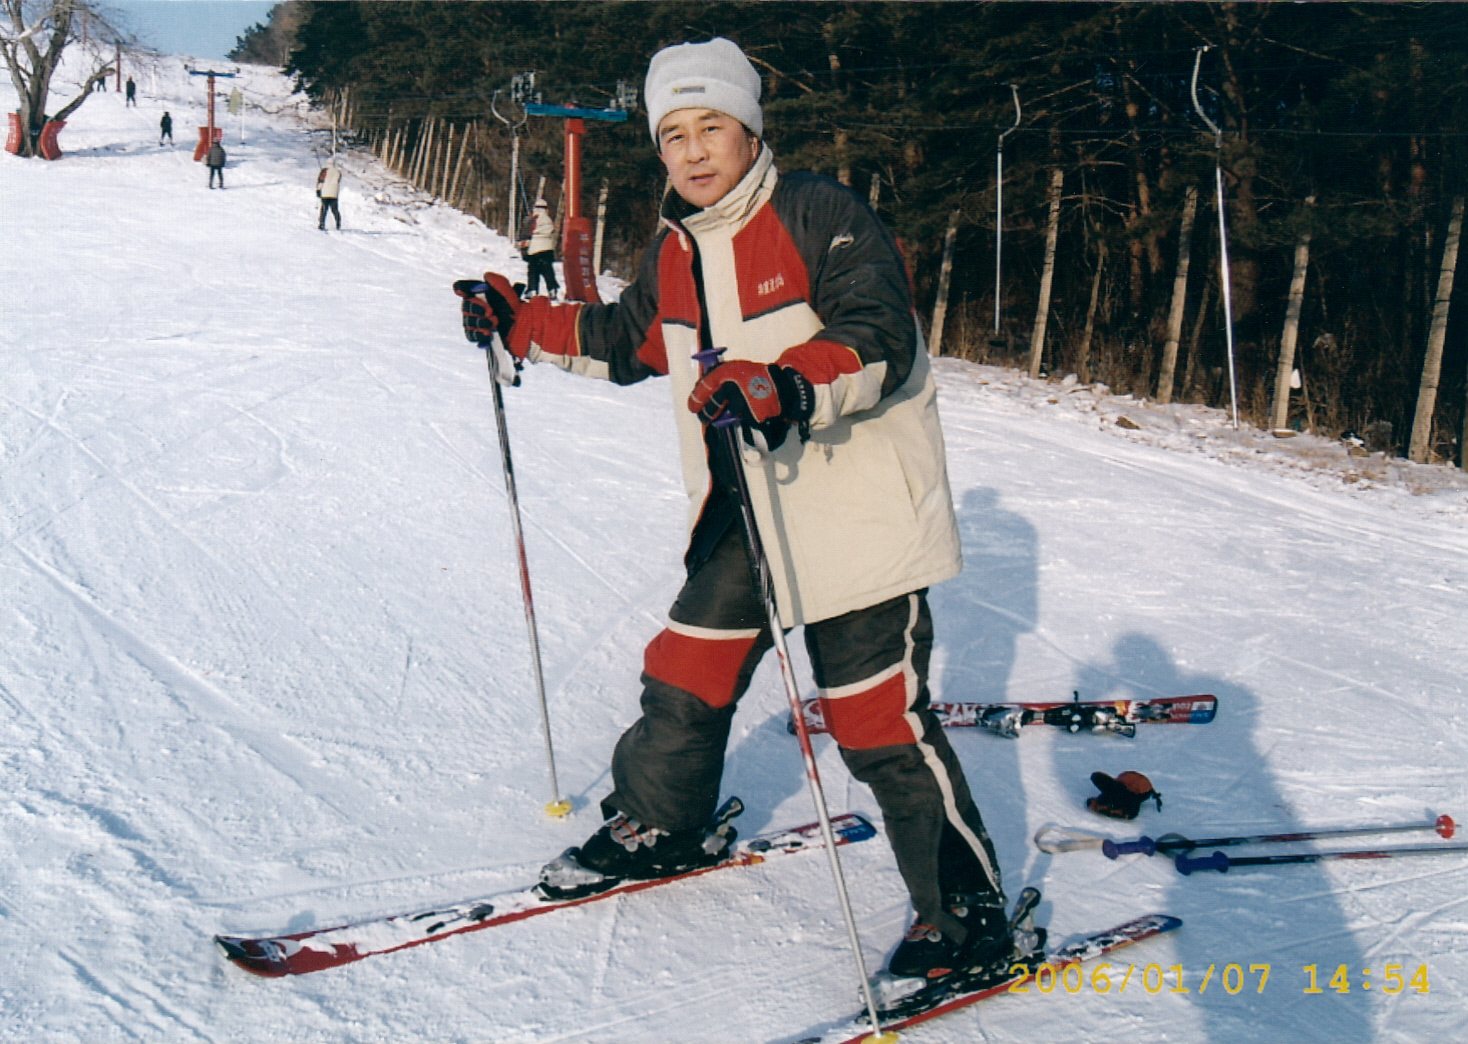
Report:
216,798,1180,1042
791,692,1218,738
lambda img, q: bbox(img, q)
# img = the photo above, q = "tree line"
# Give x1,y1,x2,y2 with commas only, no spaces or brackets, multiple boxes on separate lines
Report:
237,1,1468,466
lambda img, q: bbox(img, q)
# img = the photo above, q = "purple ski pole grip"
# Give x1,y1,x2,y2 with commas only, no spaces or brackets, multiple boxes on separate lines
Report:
1176,850,1231,875
692,347,741,428
1103,836,1158,859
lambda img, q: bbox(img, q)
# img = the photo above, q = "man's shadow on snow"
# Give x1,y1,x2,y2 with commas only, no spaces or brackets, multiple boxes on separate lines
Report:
928,486,1038,862
1067,634,1371,1044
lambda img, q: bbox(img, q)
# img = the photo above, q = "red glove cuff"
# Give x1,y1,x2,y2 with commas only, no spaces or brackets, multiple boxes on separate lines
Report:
507,296,582,360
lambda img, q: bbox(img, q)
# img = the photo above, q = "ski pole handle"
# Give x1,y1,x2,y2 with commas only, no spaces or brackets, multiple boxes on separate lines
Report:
1175,850,1230,875
1103,836,1157,859
692,347,741,428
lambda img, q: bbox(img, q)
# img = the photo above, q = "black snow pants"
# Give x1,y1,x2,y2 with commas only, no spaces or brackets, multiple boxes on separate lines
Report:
604,525,1004,944
525,250,558,297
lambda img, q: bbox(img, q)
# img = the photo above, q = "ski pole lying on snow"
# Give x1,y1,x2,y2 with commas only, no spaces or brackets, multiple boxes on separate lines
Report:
1034,813,1455,857
1104,813,1456,859
694,347,893,1044
475,297,570,819
1176,842,1468,875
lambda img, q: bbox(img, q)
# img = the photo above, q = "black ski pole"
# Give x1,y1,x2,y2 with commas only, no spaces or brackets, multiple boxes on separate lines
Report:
1104,813,1455,859
1176,842,1468,875
472,293,570,819
694,347,891,1043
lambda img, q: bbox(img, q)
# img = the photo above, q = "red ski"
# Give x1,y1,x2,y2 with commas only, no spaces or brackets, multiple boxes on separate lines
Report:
215,807,875,977
794,912,1183,1044
791,693,1217,738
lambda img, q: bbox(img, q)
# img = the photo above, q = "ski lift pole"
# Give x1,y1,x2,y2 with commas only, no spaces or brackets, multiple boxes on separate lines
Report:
1191,47,1240,429
476,309,571,819
694,348,893,1044
492,75,532,239
995,85,1021,337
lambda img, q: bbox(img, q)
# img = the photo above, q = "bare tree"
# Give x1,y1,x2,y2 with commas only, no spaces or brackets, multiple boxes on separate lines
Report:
2,0,120,157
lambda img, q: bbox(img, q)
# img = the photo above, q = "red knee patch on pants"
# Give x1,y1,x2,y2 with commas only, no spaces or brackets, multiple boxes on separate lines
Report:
644,626,761,709
819,671,920,749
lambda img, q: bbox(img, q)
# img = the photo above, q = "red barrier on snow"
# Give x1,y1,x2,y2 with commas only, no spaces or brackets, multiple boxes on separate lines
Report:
38,119,65,160
193,125,223,161
5,113,22,155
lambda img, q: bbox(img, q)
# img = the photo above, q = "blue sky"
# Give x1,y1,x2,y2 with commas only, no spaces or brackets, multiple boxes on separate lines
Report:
111,1,279,62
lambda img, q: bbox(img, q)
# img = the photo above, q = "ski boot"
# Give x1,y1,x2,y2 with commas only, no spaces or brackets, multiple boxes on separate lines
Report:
873,887,1047,1017
537,796,742,900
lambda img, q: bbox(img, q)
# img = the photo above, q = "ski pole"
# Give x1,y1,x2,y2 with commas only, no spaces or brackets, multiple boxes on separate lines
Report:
474,293,570,820
694,347,893,1044
1176,842,1468,876
1103,813,1455,859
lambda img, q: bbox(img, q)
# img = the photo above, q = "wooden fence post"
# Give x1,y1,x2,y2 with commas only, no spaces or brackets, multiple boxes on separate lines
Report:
929,209,960,357
1157,184,1199,404
1270,196,1315,431
1028,166,1064,379
1409,195,1464,463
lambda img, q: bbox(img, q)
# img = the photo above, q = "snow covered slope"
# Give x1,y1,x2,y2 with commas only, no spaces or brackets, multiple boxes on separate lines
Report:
3,57,1465,1044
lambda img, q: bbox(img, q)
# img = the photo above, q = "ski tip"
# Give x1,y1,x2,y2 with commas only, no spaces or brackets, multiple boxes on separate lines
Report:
544,799,573,819
214,935,290,977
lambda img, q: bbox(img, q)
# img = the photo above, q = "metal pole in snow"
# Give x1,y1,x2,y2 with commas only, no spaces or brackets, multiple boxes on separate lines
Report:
693,348,893,1044
475,312,570,820
1191,48,1240,429
994,85,1021,337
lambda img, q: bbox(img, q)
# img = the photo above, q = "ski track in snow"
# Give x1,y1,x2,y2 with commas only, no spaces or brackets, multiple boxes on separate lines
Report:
4,55,1467,1044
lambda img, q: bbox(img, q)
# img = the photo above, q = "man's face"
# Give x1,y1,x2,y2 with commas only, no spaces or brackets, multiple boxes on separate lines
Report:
657,108,760,209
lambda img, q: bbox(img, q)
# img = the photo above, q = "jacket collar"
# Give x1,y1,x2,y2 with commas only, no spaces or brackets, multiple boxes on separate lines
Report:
662,144,777,239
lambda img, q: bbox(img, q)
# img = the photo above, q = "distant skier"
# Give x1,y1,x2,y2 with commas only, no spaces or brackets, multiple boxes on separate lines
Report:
316,161,342,230
518,198,559,299
159,111,173,146
125,77,137,107
206,142,226,189
455,36,1021,995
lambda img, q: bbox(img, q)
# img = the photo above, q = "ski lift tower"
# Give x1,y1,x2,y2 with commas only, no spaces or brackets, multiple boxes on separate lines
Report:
188,66,238,161
525,83,632,304
492,72,536,243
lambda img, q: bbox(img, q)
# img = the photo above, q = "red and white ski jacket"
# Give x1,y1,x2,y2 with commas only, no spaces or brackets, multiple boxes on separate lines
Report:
508,147,962,626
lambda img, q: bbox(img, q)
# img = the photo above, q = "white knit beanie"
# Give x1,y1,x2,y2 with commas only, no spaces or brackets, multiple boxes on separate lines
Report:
644,37,762,144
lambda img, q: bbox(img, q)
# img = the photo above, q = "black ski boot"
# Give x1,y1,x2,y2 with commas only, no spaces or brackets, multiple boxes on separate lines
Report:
538,797,741,900
886,892,1011,981
874,888,1048,1017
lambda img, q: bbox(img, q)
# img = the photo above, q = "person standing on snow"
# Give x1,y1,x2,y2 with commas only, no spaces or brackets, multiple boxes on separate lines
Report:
159,111,173,146
518,198,559,299
206,141,226,189
316,160,343,230
125,77,137,106
454,37,1023,989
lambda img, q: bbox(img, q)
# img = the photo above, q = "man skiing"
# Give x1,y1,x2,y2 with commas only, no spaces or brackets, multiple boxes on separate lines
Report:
316,160,343,230
125,77,137,107
206,141,226,189
159,111,172,146
518,198,559,299
454,37,1018,989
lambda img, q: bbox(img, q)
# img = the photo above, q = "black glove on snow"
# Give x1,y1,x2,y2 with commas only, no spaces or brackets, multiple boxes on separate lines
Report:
1087,771,1163,820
